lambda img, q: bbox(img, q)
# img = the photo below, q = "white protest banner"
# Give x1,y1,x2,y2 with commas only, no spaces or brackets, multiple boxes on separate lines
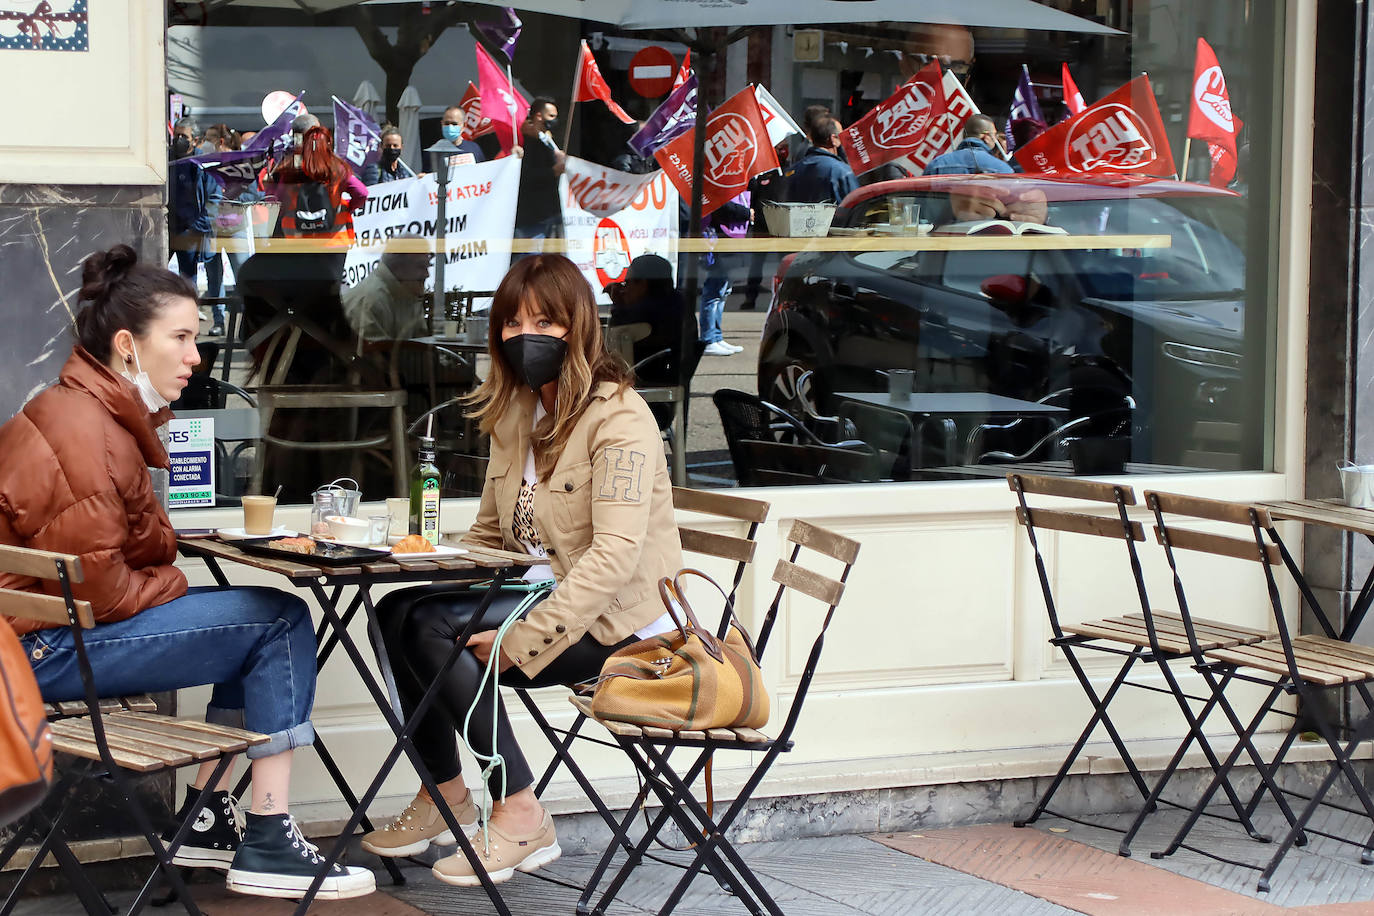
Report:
344,156,521,292
167,417,215,509
754,84,802,148
559,157,679,303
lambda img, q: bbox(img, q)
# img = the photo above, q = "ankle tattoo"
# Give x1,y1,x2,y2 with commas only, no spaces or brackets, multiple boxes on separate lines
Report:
262,792,277,812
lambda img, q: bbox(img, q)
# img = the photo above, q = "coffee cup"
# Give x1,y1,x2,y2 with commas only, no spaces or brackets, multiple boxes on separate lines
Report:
242,495,277,535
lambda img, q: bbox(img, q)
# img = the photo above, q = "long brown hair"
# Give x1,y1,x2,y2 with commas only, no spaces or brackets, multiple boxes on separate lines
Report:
465,255,630,479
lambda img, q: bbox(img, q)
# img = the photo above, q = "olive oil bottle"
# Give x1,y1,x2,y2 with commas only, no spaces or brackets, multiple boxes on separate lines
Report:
409,435,441,545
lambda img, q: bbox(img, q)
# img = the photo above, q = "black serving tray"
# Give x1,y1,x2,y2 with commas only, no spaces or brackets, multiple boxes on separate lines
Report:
233,536,390,567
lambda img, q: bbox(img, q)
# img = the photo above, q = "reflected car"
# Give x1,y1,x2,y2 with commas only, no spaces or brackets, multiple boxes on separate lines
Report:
757,175,1247,470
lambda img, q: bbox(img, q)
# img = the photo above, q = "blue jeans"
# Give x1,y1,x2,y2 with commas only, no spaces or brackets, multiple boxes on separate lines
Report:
699,270,731,344
23,587,316,759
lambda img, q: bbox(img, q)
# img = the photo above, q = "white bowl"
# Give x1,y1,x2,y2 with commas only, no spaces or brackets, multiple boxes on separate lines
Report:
325,515,372,542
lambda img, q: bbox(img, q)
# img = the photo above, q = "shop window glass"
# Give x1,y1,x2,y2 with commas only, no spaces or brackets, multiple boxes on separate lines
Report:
161,1,1282,499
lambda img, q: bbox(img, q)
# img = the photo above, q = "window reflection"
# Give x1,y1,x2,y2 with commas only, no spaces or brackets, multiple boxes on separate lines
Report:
165,2,1278,498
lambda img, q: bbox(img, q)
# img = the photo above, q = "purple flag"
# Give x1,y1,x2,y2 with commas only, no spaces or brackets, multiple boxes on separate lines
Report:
245,92,305,161
1005,65,1044,152
474,7,521,62
190,149,269,194
332,96,382,177
628,73,697,158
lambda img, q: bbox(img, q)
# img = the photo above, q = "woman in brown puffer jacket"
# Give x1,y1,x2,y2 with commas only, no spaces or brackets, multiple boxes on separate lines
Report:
0,245,373,901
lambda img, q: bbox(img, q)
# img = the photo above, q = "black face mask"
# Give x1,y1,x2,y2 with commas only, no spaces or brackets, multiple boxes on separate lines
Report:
502,334,568,391
171,135,192,159
381,147,402,164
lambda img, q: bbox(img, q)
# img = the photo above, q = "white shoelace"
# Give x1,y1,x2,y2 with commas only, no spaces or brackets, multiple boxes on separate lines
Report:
284,816,328,866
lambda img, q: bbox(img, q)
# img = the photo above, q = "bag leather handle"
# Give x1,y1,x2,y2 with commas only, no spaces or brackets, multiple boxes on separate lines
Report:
658,571,726,663
672,568,762,664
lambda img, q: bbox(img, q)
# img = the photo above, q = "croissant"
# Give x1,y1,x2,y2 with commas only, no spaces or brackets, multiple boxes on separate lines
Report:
392,534,437,554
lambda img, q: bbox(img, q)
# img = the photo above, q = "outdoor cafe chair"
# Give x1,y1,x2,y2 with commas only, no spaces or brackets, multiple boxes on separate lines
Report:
518,487,770,859
0,545,267,916
573,519,859,916
1145,491,1374,891
1008,474,1272,855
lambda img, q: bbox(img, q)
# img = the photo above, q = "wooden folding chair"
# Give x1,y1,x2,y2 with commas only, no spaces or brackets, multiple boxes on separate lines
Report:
1008,474,1274,855
519,488,770,846
1145,491,1374,891
0,546,267,916
574,519,859,916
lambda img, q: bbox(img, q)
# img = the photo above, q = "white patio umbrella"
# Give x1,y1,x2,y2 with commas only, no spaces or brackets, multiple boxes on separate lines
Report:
352,79,383,121
205,0,1118,33
397,85,423,172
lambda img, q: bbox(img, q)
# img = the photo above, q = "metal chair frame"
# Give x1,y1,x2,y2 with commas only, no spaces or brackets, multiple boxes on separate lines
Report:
575,519,860,916
516,488,769,861
1009,474,1281,856
1145,491,1374,891
0,546,264,916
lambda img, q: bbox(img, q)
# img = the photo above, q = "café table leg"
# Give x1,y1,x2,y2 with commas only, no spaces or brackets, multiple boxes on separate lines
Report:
291,573,515,916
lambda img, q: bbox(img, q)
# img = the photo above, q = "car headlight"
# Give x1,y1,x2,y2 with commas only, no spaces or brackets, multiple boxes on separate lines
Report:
1161,342,1241,370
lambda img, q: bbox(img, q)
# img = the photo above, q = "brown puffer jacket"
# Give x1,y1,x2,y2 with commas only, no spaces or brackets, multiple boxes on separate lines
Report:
0,347,187,635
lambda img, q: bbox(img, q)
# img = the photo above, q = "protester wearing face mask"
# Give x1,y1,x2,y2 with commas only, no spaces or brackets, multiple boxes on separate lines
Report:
438,106,487,165
363,126,420,185
0,245,376,903
511,97,566,243
363,254,681,887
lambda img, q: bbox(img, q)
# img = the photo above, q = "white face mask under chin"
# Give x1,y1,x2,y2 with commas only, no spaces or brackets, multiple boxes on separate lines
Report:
121,342,171,413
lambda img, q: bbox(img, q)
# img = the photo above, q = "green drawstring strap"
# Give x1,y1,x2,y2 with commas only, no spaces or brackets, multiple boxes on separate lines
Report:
461,580,554,853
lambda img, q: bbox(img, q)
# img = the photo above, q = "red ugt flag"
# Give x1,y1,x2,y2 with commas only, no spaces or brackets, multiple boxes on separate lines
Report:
654,86,778,216
1062,63,1086,116
574,40,634,124
840,61,947,176
1188,37,1242,187
1014,75,1175,179
476,43,529,153
458,82,494,141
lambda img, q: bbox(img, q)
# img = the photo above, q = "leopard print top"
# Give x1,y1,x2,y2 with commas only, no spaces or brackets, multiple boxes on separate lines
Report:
512,478,544,554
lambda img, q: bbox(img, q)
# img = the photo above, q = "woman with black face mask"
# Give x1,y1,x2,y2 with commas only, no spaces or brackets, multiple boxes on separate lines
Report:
365,254,682,888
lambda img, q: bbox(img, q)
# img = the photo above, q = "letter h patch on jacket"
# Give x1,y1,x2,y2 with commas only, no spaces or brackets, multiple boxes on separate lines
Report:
597,447,645,502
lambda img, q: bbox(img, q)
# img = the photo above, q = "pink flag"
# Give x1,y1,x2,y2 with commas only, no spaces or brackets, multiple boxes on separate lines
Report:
1062,63,1086,116
476,43,529,153
672,49,691,92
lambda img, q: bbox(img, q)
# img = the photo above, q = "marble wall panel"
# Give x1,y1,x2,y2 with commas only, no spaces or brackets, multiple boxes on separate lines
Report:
0,183,167,846
0,184,164,424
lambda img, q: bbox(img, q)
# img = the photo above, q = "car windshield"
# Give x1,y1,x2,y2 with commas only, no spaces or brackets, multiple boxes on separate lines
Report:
1045,196,1245,302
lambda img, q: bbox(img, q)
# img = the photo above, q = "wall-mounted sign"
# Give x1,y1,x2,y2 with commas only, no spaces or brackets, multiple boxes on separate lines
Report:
793,29,823,63
0,1,89,52
167,417,215,509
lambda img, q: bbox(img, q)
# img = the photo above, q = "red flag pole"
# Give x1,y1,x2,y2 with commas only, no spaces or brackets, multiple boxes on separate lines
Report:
562,41,584,151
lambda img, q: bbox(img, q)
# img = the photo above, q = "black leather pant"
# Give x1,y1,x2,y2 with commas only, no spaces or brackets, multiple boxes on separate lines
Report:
376,583,632,798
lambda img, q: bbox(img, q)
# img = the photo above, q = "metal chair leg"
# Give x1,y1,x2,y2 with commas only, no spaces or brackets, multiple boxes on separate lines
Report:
1017,648,1149,827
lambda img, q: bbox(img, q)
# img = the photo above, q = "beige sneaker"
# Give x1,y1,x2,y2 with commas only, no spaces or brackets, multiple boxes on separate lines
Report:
360,791,478,858
431,812,561,886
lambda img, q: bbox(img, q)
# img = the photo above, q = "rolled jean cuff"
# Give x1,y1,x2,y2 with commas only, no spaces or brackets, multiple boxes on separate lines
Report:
246,721,316,760
205,705,245,729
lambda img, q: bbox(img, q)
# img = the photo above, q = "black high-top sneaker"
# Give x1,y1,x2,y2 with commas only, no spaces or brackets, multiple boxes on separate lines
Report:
226,812,376,900
162,786,240,870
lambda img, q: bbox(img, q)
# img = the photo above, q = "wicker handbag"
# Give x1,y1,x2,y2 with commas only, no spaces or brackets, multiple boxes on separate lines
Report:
591,569,769,731
0,618,53,827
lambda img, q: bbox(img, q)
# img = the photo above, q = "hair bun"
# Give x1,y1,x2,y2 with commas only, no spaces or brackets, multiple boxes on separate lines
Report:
79,244,139,304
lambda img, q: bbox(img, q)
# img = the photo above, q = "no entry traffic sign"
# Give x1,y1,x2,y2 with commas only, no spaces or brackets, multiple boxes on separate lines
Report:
629,46,677,98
